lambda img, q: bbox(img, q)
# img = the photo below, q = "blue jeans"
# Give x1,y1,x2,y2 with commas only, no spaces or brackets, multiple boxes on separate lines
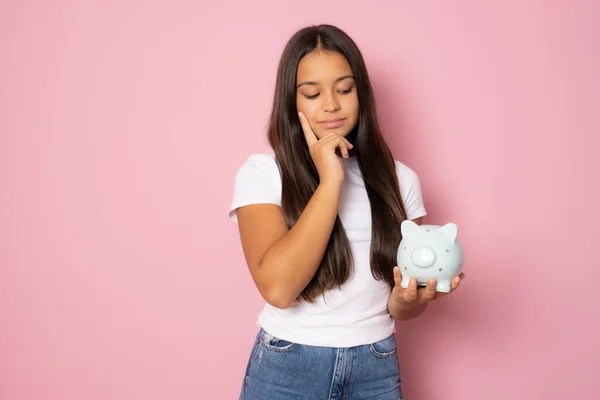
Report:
239,328,404,400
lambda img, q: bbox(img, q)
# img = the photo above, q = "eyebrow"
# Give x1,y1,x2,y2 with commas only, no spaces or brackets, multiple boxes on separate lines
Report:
296,75,355,88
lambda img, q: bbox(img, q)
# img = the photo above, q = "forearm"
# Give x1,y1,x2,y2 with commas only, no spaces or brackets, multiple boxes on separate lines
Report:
387,287,428,320
258,182,342,307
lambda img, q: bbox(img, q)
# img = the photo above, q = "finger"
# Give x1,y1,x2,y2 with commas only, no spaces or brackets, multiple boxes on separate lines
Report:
393,266,402,287
342,136,354,149
435,291,449,300
451,272,466,290
451,276,461,291
298,112,318,146
334,135,354,150
339,141,350,158
320,132,354,152
419,278,436,301
321,134,351,158
406,277,418,302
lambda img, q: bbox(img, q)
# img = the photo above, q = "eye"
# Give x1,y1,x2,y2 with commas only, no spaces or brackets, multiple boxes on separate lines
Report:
338,87,354,95
304,93,320,99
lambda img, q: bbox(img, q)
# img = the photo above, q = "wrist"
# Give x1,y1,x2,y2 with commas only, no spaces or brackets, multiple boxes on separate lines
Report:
318,180,343,191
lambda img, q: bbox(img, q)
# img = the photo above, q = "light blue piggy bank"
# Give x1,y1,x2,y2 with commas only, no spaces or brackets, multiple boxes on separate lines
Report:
397,220,464,292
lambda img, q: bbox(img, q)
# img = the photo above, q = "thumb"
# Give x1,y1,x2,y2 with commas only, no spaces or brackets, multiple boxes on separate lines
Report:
393,266,403,287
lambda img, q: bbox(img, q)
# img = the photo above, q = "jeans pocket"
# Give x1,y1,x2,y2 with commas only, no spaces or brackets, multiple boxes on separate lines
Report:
257,329,296,353
369,334,397,359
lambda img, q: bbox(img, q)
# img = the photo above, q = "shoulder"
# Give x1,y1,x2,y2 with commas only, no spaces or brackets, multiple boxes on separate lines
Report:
245,153,278,168
237,153,279,175
234,153,281,185
246,153,277,165
229,153,282,222
393,159,427,219
393,159,421,184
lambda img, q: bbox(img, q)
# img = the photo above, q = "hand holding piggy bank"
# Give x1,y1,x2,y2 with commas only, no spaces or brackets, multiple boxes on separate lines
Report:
397,220,464,292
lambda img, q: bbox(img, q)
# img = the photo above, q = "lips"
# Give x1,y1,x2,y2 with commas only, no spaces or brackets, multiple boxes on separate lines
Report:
318,118,346,128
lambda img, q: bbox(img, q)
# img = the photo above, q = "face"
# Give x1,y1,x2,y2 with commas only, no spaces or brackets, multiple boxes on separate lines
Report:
296,50,359,139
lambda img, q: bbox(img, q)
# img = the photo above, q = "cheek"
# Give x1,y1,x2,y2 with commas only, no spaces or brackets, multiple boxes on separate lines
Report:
347,95,360,118
296,98,320,122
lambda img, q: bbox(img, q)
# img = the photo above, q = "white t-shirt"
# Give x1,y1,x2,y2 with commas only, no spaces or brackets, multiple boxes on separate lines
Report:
229,153,427,347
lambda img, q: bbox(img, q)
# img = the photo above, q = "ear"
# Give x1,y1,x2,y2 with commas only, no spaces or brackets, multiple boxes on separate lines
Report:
401,219,420,237
439,223,458,242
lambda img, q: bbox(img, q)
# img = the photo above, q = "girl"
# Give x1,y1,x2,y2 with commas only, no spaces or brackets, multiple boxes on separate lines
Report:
229,24,464,400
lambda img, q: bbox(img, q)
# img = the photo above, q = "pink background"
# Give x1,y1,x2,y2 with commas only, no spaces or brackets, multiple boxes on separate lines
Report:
1,1,599,399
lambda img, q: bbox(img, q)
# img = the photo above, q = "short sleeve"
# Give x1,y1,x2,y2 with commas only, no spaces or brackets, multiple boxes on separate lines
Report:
396,161,427,221
228,154,282,223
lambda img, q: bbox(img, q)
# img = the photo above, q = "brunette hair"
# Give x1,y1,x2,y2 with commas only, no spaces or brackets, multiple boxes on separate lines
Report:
268,24,408,302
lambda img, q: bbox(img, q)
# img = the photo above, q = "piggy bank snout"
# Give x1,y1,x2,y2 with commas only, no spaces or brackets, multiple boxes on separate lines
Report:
411,246,437,268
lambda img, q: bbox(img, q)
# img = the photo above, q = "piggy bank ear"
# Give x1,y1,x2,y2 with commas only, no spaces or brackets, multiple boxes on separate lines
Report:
401,219,420,237
439,223,458,242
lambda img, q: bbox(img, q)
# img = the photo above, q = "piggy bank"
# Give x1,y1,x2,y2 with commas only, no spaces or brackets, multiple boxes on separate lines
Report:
397,220,464,292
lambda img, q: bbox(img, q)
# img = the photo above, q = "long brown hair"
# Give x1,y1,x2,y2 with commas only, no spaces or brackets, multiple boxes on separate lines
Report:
268,24,408,302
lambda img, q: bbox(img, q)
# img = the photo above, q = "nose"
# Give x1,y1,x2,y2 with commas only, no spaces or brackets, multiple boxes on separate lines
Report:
411,246,437,268
321,92,340,113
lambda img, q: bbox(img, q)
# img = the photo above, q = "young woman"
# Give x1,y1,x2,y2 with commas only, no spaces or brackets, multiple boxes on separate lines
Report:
229,24,464,400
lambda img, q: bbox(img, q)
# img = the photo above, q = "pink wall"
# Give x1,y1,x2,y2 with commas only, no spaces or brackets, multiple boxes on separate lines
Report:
1,1,599,399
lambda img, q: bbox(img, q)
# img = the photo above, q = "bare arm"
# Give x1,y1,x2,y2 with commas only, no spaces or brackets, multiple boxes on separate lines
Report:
237,182,342,309
236,112,353,309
